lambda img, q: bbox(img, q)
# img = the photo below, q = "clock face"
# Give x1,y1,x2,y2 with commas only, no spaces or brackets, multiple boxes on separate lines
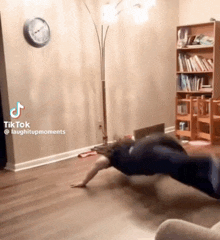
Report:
24,18,50,47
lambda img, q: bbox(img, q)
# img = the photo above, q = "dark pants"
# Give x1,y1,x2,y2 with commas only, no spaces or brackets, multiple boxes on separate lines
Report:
153,146,220,199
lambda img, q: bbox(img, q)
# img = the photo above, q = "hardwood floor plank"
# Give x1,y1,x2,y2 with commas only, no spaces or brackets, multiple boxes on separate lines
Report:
0,144,220,240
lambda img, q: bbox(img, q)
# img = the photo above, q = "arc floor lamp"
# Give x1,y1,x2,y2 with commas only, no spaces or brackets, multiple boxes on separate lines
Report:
83,0,156,145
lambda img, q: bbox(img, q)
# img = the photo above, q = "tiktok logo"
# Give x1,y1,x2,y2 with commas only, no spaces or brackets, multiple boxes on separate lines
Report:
10,102,25,119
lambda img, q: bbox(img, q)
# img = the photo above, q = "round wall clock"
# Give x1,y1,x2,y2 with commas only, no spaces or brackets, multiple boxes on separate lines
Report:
23,17,51,48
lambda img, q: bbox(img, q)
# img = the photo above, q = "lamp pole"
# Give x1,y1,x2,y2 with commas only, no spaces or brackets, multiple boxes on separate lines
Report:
100,24,109,145
83,1,112,145
83,0,154,146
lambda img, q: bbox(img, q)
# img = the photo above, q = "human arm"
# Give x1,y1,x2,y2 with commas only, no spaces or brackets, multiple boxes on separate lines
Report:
70,155,111,188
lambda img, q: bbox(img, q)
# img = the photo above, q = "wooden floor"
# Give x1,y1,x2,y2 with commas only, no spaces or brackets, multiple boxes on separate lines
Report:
1,141,220,240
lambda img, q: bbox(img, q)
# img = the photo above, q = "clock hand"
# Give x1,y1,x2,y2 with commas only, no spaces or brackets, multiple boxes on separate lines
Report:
34,26,44,34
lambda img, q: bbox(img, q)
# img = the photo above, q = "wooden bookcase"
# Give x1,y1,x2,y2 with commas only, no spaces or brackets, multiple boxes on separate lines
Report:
175,21,220,140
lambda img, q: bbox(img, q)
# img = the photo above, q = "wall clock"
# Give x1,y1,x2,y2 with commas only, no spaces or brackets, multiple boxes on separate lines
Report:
23,17,51,48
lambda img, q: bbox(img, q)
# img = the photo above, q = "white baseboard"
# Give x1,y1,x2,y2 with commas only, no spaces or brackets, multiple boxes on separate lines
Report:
5,126,175,172
165,126,175,134
5,143,102,172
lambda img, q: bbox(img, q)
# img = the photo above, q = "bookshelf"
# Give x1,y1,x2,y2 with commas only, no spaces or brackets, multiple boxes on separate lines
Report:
175,21,220,140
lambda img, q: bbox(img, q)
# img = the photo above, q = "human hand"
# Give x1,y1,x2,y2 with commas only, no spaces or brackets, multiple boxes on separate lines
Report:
70,182,86,188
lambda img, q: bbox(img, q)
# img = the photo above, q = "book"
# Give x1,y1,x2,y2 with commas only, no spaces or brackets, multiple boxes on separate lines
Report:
192,56,202,71
181,74,187,91
187,35,196,45
185,55,192,72
177,103,187,114
181,54,187,71
199,88,212,92
207,59,214,68
177,75,181,91
196,78,201,91
187,59,193,72
201,84,212,88
194,55,205,71
199,35,214,45
186,76,191,91
178,54,184,72
192,34,204,45
189,57,196,71
198,56,208,71
201,58,211,71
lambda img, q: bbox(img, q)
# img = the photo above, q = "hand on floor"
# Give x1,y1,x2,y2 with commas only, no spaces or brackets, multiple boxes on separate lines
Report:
70,182,86,188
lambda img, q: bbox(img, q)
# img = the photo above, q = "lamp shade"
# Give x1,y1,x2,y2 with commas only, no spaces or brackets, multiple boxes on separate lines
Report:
132,8,149,24
101,4,118,24
144,0,156,8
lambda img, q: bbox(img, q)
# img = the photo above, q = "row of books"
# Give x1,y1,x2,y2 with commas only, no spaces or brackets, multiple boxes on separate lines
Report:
190,34,214,46
179,121,189,130
177,74,212,92
177,103,188,115
177,103,210,115
177,103,198,116
184,34,214,47
177,103,209,115
177,28,214,48
178,53,213,72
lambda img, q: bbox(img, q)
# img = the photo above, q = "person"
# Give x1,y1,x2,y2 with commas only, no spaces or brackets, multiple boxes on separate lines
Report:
71,133,220,200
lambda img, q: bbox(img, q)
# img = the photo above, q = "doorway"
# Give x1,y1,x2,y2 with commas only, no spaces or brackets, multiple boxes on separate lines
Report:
0,13,12,170
0,93,6,168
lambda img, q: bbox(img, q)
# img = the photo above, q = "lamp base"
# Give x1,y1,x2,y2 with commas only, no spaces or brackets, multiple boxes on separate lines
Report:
103,136,108,145
91,145,106,152
91,137,108,152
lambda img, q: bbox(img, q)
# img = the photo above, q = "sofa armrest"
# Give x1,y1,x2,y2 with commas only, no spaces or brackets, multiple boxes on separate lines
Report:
155,219,220,240
211,221,220,232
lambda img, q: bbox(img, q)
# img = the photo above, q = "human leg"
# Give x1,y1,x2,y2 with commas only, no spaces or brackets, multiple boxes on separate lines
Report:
152,145,220,199
136,133,187,155
210,154,220,196
157,134,188,155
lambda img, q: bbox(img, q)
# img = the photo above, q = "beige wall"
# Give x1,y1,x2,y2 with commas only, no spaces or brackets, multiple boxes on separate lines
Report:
179,0,220,25
0,0,178,165
107,0,179,138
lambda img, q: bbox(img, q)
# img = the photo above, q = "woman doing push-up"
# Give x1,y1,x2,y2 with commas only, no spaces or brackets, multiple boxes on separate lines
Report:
71,133,220,200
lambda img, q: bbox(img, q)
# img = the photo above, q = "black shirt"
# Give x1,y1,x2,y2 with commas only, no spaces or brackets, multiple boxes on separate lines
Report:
109,133,187,176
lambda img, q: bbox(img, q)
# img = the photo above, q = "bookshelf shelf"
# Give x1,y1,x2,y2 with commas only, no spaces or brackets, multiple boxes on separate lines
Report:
177,71,213,74
177,22,215,28
175,21,220,141
176,115,191,121
197,132,211,140
177,91,213,93
177,46,214,50
176,130,191,137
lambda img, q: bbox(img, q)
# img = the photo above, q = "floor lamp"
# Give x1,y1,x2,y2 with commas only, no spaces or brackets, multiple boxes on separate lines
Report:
83,0,156,146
